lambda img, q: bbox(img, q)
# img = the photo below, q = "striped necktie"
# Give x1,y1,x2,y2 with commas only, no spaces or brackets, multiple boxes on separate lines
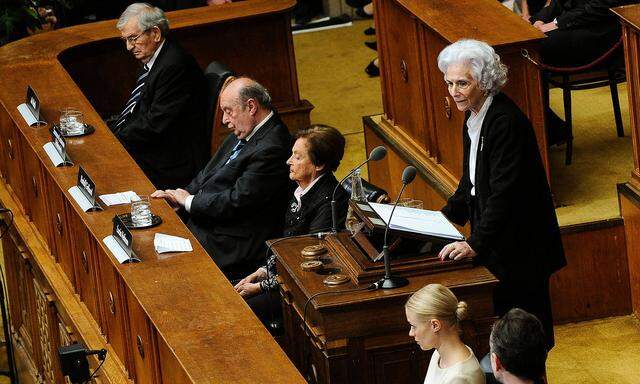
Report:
225,139,247,165
114,64,149,129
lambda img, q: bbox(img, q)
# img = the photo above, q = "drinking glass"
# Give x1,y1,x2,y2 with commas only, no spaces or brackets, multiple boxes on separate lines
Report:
60,108,85,135
131,195,152,227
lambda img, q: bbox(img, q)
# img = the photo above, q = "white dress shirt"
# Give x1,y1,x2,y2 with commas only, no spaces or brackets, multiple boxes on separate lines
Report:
145,39,165,71
184,111,274,212
466,95,493,196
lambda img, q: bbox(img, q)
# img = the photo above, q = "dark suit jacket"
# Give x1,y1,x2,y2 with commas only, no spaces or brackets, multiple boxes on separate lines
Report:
184,114,292,278
283,174,349,237
529,0,627,28
441,93,566,285
114,38,209,190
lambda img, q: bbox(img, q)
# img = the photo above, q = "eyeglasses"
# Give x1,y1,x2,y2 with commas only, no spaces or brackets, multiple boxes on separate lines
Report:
445,79,473,91
121,29,149,45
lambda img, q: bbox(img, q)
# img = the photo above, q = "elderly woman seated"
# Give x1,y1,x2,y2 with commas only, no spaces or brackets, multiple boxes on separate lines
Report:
234,125,349,327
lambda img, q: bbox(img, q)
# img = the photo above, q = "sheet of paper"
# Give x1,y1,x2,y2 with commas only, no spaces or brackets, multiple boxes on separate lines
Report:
103,235,132,264
99,191,140,206
17,103,37,126
68,186,93,212
43,142,64,166
369,202,465,240
154,233,192,254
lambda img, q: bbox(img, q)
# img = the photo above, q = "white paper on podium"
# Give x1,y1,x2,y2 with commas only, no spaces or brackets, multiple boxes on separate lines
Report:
369,202,465,241
17,103,39,126
68,186,94,212
99,191,140,206
43,142,64,166
154,233,192,254
103,235,132,264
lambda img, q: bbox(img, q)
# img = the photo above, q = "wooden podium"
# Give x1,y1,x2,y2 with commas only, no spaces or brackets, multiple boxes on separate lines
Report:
272,230,498,384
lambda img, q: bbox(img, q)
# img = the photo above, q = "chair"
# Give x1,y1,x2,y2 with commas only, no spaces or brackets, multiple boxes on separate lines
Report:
204,61,236,155
531,38,625,165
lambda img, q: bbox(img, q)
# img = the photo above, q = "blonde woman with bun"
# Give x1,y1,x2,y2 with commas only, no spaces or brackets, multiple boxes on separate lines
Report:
405,284,485,384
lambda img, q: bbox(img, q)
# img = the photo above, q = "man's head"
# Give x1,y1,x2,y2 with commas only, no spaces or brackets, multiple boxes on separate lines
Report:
219,77,272,140
490,308,548,383
117,3,168,64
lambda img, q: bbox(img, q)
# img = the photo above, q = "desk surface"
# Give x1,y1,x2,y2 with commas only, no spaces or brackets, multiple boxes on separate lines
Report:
0,2,304,383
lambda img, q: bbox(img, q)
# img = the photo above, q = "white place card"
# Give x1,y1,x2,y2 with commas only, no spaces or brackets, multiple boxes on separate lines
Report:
68,186,94,212
99,191,140,206
43,142,64,166
17,104,38,126
103,235,132,264
154,233,192,254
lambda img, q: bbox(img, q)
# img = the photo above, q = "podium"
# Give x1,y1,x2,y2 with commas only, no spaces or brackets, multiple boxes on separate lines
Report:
272,229,498,384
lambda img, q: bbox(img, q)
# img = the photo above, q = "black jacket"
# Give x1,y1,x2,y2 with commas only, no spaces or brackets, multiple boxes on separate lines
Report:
114,39,209,190
185,114,291,278
441,93,566,285
284,174,349,237
529,0,629,28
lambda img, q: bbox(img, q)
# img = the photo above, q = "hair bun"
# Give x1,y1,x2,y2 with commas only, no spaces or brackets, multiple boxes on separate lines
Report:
455,301,468,321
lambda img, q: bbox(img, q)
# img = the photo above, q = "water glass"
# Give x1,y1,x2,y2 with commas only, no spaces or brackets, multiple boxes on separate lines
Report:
405,199,424,210
60,108,85,135
131,195,152,227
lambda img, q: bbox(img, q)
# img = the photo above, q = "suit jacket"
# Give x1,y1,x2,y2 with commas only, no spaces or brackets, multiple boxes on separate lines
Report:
185,114,292,278
283,174,349,237
442,93,566,285
529,0,630,28
114,38,209,190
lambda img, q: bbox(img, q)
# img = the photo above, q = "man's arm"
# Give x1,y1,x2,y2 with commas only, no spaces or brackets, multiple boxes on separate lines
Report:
529,0,563,24
555,0,625,29
189,146,289,221
117,62,195,147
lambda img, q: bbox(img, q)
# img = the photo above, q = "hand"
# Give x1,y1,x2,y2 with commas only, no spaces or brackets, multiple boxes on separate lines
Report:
439,241,477,261
151,189,179,208
535,22,558,33
207,0,231,5
521,14,531,22
166,188,191,208
533,20,544,28
234,268,267,290
235,282,262,299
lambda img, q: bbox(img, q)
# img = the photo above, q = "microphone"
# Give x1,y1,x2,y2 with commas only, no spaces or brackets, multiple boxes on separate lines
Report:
374,165,416,290
331,146,387,233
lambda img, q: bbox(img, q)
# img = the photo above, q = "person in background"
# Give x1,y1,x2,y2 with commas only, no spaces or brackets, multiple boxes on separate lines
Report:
490,309,548,384
405,284,485,384
234,125,349,327
113,3,208,190
436,39,566,350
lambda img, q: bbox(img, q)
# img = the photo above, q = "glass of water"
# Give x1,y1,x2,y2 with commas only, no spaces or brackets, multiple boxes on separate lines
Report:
60,108,85,135
131,195,152,227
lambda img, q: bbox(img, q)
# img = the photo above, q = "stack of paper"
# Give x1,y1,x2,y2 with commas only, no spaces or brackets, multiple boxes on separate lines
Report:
154,233,192,254
369,203,465,241
99,191,140,206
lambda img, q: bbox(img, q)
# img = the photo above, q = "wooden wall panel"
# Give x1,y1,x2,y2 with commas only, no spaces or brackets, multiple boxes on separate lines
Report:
619,185,640,316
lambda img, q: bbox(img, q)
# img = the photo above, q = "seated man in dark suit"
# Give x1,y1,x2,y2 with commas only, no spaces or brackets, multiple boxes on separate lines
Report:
152,77,292,280
529,0,633,67
112,3,209,190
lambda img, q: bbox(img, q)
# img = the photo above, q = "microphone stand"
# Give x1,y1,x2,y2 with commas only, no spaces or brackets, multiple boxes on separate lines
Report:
376,182,410,289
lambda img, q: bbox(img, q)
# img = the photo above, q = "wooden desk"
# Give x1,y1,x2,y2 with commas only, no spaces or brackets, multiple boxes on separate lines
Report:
273,235,498,384
365,0,546,207
0,2,306,383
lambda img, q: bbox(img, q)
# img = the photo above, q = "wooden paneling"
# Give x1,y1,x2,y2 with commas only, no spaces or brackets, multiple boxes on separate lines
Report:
21,147,52,252
550,219,631,324
126,292,159,384
619,184,640,316
0,110,27,212
44,177,75,289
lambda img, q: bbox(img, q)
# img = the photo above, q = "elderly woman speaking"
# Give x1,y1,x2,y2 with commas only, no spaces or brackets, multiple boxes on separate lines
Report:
436,39,565,349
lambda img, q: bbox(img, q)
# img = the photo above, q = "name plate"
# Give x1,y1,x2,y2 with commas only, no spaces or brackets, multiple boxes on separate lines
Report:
49,125,72,166
16,85,46,127
78,167,101,210
111,216,140,263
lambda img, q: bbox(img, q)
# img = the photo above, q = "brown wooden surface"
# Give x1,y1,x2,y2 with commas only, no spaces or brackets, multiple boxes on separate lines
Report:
0,1,307,383
619,184,640,317
272,235,497,384
373,0,548,198
614,4,640,192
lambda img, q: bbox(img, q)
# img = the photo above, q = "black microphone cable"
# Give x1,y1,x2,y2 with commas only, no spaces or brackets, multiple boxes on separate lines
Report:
85,349,107,384
0,207,13,240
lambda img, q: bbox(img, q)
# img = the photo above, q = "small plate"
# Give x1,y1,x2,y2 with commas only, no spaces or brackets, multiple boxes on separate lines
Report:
61,124,96,138
116,213,162,229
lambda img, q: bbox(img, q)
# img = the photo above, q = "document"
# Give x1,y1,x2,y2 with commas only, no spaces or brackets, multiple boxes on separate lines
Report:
154,233,192,254
68,186,94,212
99,191,140,206
43,142,64,166
369,202,465,241
17,103,39,126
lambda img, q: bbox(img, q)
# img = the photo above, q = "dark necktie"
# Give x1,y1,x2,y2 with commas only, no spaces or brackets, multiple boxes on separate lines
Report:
225,139,247,165
114,64,149,129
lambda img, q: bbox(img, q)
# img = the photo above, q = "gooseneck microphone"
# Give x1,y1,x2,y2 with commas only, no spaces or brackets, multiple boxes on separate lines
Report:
374,165,416,289
331,145,387,233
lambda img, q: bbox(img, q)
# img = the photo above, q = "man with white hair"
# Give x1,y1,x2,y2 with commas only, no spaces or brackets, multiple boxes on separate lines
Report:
113,3,208,190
